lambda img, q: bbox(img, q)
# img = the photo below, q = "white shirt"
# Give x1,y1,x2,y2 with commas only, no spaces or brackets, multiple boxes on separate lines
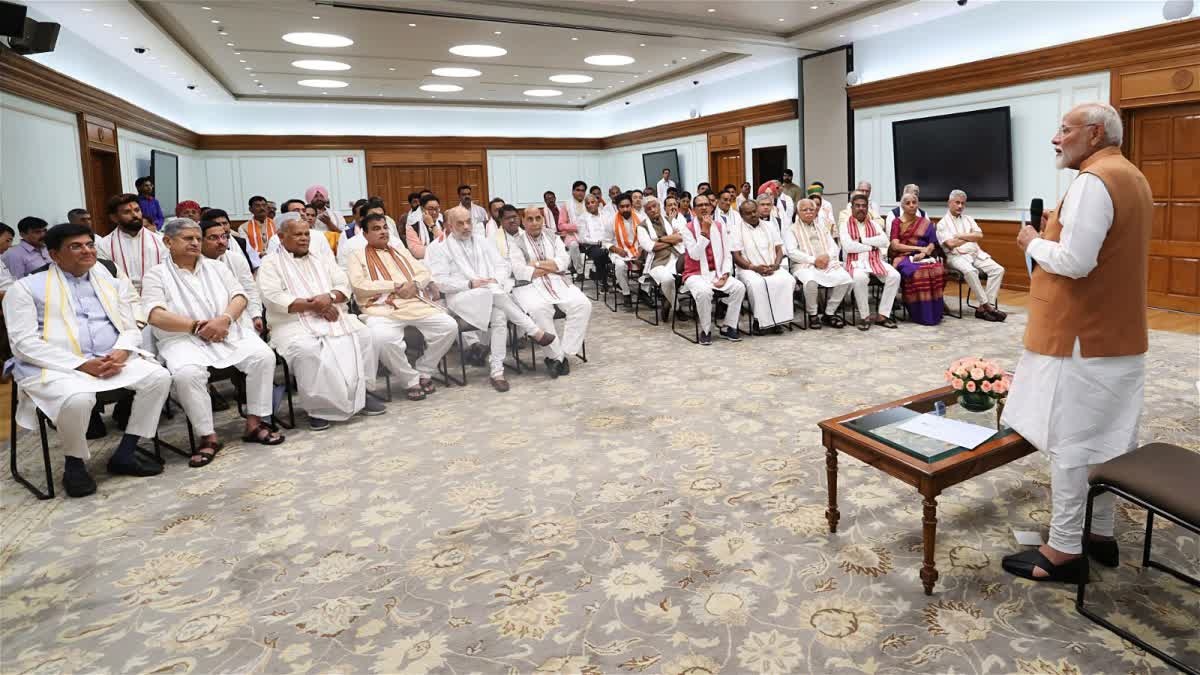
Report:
936,213,991,261
0,257,12,294
656,178,676,202
97,228,166,291
732,220,783,267
1026,174,1113,279
576,211,605,245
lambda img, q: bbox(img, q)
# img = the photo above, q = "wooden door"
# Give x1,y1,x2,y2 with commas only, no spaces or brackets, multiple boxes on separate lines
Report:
88,149,121,236
1133,102,1200,313
369,166,430,219
710,149,744,192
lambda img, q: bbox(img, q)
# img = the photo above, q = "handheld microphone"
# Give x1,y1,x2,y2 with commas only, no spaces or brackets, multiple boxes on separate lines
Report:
1029,198,1044,232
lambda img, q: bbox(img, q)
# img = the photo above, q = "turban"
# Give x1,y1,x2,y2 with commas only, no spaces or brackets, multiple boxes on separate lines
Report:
806,184,823,196
305,185,329,204
174,200,200,216
756,180,780,196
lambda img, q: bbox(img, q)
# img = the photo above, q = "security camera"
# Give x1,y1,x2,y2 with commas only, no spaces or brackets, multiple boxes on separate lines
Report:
693,80,699,85
133,46,147,54
956,0,967,5
624,101,630,105
187,84,196,90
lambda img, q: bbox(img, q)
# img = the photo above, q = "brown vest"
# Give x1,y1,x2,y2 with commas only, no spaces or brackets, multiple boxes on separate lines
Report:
1023,146,1151,357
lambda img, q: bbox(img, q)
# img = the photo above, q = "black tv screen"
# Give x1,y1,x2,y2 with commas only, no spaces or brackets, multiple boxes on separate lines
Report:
891,106,1013,202
642,150,680,192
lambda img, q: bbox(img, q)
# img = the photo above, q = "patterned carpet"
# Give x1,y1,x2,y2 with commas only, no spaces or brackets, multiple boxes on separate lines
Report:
2,296,1198,675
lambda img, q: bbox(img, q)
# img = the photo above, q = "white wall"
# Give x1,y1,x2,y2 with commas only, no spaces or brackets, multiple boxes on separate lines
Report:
744,119,801,191
853,72,1109,221
0,93,85,225
487,151,603,206
853,1,1193,85
801,49,850,214
118,129,205,206
195,150,368,220
602,135,708,195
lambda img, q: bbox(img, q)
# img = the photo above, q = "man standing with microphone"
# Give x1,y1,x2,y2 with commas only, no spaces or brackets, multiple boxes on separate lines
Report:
1001,102,1152,583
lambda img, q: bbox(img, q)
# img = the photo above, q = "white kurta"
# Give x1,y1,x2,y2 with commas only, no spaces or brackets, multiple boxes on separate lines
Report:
266,226,336,263
1002,173,1142,469
507,230,591,358
427,233,513,330
217,248,262,319
0,258,12,294
732,220,795,327
97,227,166,292
3,265,162,429
257,249,375,421
784,220,852,287
656,178,676,202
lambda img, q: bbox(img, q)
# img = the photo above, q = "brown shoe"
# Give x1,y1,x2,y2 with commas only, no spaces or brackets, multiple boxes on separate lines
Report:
533,331,557,347
490,376,510,392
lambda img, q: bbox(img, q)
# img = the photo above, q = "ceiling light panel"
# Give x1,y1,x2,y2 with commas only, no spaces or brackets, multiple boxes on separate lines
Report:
449,44,506,58
298,78,349,88
549,74,593,84
584,54,635,66
292,59,351,71
420,83,464,92
432,67,482,78
523,89,563,97
282,32,353,48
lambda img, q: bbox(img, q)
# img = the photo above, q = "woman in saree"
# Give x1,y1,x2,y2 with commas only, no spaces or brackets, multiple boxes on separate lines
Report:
889,192,945,325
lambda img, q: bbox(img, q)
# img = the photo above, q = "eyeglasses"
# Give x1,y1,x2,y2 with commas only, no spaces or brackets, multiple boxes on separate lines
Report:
65,242,97,252
1058,122,1099,135
204,233,230,242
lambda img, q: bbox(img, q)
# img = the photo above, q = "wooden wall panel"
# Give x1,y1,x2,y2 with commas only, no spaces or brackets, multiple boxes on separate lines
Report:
976,220,1030,291
606,99,797,149
1114,53,1200,109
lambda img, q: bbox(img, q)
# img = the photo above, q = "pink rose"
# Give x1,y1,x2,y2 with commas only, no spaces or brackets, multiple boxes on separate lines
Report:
944,370,953,382
951,378,964,391
966,381,977,392
954,368,968,378
981,381,992,393
984,364,998,378
970,368,985,381
994,381,1007,395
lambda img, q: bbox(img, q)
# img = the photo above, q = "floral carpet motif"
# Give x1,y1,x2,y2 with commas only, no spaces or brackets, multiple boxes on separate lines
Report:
2,300,1198,674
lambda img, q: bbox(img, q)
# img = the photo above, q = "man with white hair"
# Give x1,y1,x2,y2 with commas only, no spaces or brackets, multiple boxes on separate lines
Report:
265,210,335,263
636,196,684,320
427,206,556,392
785,198,851,329
937,190,1006,321
838,180,879,229
258,215,385,430
680,193,745,345
732,199,795,332
1001,102,1152,585
507,206,592,377
142,218,284,466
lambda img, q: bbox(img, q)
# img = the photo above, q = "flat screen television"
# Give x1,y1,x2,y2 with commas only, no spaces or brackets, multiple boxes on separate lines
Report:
642,149,680,192
891,106,1013,202
151,150,179,212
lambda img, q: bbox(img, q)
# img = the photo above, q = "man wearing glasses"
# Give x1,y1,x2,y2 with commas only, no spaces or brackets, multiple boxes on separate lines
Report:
2,222,172,497
200,216,264,335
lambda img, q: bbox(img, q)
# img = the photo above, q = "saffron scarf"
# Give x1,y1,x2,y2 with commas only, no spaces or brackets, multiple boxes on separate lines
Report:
844,217,887,276
244,217,275,255
363,245,440,309
613,211,640,258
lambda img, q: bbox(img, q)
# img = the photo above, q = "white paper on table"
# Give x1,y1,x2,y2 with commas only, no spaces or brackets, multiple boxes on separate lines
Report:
896,413,996,450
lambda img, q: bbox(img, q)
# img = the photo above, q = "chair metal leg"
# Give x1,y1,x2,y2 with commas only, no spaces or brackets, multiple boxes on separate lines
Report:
1142,510,1154,567
11,404,56,500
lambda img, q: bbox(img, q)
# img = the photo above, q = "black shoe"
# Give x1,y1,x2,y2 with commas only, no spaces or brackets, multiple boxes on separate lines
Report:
86,410,107,440
808,315,821,330
310,417,331,431
822,314,846,329
719,326,742,342
661,306,671,322
63,465,97,498
1001,549,1088,584
1086,538,1119,568
699,331,712,346
557,357,570,376
544,357,561,379
106,453,163,477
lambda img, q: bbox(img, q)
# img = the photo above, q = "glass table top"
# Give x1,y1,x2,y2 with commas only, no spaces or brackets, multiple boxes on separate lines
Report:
843,400,1012,463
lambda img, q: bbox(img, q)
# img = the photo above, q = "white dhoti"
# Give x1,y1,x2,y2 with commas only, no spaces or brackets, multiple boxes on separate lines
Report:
946,254,1005,306
366,313,457,388
793,264,852,316
277,330,377,422
161,334,276,435
16,359,171,460
645,264,676,308
684,275,746,334
736,268,795,328
849,265,900,318
512,284,592,359
609,254,634,295
1002,339,1144,553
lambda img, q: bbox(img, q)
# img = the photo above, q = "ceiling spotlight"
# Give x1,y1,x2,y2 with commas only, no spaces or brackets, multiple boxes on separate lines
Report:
572,37,579,41
420,83,463,92
810,4,819,8
494,31,502,35
202,6,211,9
282,32,354,48
244,66,252,70
312,15,320,19
585,54,635,66
226,42,234,46
211,19,220,23
81,7,92,11
778,17,785,21
292,59,351,71
707,7,715,12
408,23,416,27
103,23,112,27
700,48,708,52
298,78,349,88
524,89,562,97
550,73,593,83
432,67,482,77
449,44,507,57
388,67,396,71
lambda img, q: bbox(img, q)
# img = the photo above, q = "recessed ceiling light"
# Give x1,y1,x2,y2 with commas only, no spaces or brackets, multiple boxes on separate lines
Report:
312,15,320,19
778,17,785,21
103,23,112,27
218,30,227,35
239,59,246,63
633,75,639,78
322,92,328,95
663,63,668,67
298,78,349,88
524,89,562,97
432,67,482,77
681,56,687,60
493,31,502,35
282,32,354,48
513,74,519,77
607,85,613,88
700,48,708,52
912,11,919,15
408,23,416,27
120,36,129,40
420,83,463,92
226,42,234,46
838,34,845,37
234,51,241,55
549,73,593,83
572,37,579,41
639,43,646,47
585,54,635,66
201,6,211,9
388,67,396,71
211,19,220,23
81,7,92,12
707,7,715,12
449,44,506,58
293,59,352,71
244,67,252,70
810,4,819,8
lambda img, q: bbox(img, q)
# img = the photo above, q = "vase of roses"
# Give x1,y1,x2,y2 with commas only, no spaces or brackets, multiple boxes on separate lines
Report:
945,357,1011,413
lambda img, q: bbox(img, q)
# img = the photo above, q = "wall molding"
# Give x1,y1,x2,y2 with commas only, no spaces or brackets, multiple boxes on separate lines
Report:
846,18,1200,109
199,135,606,151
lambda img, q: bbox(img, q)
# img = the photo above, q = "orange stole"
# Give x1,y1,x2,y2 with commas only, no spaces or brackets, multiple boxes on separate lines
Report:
244,217,276,254
613,211,640,257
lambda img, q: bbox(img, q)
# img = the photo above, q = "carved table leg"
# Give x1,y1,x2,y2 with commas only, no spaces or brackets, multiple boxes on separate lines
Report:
920,494,939,595
825,446,840,533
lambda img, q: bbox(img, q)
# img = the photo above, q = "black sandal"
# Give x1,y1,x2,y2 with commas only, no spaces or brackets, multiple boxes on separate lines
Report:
824,315,845,328
189,440,222,468
880,317,898,329
241,426,285,445
1001,549,1088,584
419,378,436,395
406,386,427,401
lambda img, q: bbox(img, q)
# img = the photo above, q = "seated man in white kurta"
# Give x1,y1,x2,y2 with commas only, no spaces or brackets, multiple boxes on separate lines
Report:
141,219,284,466
937,189,1007,322
507,206,592,377
258,217,384,431
603,192,642,306
784,198,852,329
427,206,555,392
839,192,900,331
97,193,166,294
732,199,795,333
349,212,457,401
200,217,264,335
636,196,684,321
679,193,746,345
3,223,170,497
